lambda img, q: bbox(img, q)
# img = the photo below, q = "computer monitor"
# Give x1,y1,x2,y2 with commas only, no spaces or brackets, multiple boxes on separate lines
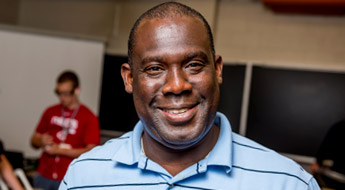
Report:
246,66,345,156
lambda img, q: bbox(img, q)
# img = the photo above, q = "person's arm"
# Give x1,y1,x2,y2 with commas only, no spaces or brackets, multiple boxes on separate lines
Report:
32,132,95,158
31,132,54,149
44,144,96,158
310,162,320,174
0,154,24,190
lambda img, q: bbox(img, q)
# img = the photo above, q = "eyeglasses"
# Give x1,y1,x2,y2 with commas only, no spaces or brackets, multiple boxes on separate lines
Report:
54,89,75,96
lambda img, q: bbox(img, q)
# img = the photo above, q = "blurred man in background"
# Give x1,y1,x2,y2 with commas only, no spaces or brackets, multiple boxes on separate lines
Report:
31,71,100,190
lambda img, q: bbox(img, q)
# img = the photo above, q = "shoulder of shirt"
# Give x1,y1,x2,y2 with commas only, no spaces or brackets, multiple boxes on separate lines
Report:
231,132,314,185
46,104,61,110
69,131,132,165
43,104,95,116
78,104,97,116
43,104,61,113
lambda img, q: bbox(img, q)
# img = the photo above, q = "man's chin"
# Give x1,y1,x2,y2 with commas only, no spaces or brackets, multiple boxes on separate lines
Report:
61,103,70,108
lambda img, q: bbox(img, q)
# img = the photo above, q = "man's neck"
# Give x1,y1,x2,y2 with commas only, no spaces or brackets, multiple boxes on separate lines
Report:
65,100,80,110
142,125,220,176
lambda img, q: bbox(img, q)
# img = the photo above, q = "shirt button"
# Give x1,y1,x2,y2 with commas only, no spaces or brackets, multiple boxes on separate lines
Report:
169,184,174,189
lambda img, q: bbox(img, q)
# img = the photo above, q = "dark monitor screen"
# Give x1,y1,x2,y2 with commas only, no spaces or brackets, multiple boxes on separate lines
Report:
246,66,345,156
218,64,246,133
99,55,138,132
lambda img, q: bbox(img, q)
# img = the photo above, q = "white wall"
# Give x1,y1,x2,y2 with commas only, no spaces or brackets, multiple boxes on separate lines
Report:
18,0,115,39
0,27,104,158
216,1,345,68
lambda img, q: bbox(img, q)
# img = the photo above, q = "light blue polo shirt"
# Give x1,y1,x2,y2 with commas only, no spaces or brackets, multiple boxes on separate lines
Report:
60,112,320,190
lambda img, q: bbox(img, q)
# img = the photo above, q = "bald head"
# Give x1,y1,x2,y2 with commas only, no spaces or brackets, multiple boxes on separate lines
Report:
128,2,215,64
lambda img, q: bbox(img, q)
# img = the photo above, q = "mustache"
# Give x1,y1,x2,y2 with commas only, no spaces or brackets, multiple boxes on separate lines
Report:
151,95,200,108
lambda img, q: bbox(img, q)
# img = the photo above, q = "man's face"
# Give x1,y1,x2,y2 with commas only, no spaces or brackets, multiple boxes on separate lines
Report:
55,81,77,108
123,16,223,145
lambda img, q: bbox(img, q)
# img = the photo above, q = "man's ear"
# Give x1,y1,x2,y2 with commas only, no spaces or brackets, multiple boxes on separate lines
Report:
214,55,223,85
74,87,81,96
121,63,133,94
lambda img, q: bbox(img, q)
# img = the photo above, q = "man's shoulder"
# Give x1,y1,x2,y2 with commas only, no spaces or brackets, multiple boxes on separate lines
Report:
79,104,97,116
42,104,61,114
46,103,61,110
71,132,133,165
231,132,271,153
231,133,314,185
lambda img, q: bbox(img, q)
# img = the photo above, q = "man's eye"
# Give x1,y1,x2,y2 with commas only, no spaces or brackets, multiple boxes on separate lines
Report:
145,66,164,75
185,62,204,72
150,66,161,71
188,63,201,67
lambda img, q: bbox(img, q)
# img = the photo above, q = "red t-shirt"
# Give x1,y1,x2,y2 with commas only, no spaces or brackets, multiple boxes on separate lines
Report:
35,104,100,181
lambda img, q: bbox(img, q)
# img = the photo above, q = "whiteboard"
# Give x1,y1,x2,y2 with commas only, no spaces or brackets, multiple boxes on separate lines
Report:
0,27,104,158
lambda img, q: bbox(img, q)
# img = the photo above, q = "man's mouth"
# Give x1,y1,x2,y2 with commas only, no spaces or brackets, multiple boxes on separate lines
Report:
163,108,189,114
158,104,198,124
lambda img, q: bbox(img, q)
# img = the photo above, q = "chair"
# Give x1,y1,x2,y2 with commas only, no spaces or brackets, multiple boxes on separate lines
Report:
0,168,33,190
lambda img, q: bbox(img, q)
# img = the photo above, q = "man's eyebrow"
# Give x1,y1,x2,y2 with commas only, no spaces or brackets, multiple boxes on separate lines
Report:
185,51,208,60
142,56,165,64
141,51,208,64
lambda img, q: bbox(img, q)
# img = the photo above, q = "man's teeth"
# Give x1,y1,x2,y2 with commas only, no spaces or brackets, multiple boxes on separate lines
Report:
165,108,188,114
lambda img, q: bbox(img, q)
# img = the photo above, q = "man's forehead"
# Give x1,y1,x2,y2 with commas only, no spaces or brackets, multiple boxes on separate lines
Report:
138,16,203,30
57,81,74,88
135,16,208,47
134,18,209,57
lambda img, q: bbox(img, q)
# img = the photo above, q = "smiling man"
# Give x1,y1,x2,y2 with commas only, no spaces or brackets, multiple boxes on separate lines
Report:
60,2,319,190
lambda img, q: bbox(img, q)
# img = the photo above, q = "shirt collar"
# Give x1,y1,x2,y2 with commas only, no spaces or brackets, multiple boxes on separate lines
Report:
111,121,143,165
205,112,233,173
111,112,233,173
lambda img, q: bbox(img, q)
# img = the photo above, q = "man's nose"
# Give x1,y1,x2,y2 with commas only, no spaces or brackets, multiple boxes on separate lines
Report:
162,68,192,95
